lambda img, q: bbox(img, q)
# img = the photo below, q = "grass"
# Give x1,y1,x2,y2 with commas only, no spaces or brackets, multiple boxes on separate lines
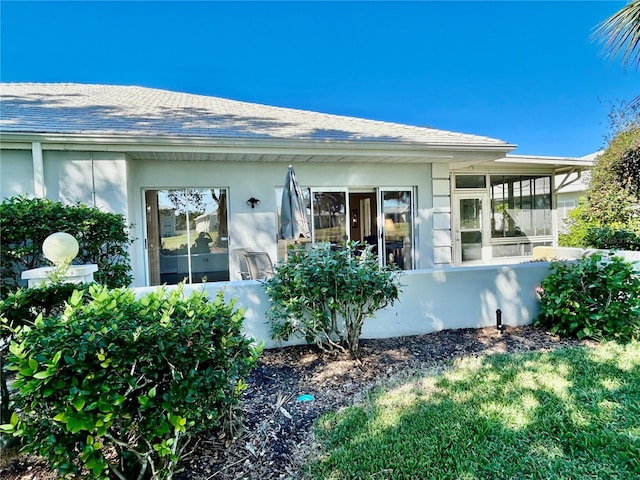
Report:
160,231,219,250
304,342,640,480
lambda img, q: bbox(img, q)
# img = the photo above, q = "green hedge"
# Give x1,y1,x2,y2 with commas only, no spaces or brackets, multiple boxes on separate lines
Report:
0,196,134,295
535,254,640,341
2,285,261,479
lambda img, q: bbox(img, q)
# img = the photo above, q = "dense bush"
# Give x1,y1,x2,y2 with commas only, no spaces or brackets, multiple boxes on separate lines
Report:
1,285,260,479
561,127,639,247
535,254,640,341
265,242,400,357
1,282,93,448
584,226,640,251
0,196,134,295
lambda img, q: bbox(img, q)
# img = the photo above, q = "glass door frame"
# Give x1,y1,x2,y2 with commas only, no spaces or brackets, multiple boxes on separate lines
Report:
309,187,350,245
377,187,416,270
452,192,490,264
142,187,230,286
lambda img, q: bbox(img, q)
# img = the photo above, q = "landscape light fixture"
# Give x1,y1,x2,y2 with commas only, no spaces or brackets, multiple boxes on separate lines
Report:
496,308,504,334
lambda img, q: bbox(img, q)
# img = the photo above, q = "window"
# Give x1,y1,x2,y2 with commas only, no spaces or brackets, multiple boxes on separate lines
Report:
312,191,347,244
145,188,229,285
455,174,486,189
557,200,577,234
489,175,552,258
276,186,415,270
490,175,552,238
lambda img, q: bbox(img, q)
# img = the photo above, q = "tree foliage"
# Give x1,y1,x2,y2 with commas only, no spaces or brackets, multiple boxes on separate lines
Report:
560,126,640,247
594,0,640,70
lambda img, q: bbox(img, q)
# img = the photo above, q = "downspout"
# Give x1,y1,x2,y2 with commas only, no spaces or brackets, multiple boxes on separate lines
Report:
32,142,45,198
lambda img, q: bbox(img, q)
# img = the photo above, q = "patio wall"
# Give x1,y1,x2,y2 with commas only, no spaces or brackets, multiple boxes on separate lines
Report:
133,262,551,349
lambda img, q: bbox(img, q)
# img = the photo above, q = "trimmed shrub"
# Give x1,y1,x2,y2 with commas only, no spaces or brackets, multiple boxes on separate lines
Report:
0,282,93,449
535,254,640,341
265,242,400,357
1,285,260,479
0,196,134,295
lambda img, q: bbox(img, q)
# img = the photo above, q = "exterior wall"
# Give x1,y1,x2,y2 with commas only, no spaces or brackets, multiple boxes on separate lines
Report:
0,148,129,216
556,171,588,234
431,163,452,265
128,159,434,286
43,151,129,215
0,148,35,199
133,262,550,348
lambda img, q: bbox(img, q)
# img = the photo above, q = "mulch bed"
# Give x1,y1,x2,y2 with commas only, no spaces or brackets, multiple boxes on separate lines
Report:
1,325,588,479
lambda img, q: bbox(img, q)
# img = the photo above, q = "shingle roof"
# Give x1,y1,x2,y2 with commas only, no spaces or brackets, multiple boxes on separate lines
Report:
0,83,510,147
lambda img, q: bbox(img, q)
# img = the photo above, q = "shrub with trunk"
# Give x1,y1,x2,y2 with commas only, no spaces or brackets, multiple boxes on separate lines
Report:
265,242,400,357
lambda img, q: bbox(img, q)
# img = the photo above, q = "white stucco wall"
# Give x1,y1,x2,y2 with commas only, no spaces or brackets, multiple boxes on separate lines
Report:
128,159,434,286
1,149,35,199
43,151,129,215
133,261,550,349
0,147,129,217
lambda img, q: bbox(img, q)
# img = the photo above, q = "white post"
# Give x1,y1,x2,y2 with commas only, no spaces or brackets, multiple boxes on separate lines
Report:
32,141,45,198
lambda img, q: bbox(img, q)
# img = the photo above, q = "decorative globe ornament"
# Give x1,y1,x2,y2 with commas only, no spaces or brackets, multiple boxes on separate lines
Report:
42,232,79,265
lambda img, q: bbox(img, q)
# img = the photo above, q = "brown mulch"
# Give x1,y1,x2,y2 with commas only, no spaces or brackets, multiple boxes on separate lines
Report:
1,325,589,480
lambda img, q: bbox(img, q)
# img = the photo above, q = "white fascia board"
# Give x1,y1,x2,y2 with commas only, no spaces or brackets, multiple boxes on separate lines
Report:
496,154,595,170
0,132,516,159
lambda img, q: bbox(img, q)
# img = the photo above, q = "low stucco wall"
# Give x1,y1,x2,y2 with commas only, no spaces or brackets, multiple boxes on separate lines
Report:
533,246,640,268
133,262,551,349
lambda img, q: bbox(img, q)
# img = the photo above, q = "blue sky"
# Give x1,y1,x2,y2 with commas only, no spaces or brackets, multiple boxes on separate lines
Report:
1,1,638,157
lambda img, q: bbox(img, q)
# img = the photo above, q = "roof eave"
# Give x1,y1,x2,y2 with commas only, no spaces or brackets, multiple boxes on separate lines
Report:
0,131,516,156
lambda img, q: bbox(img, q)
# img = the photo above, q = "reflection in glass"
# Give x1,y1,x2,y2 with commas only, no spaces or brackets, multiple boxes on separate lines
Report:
146,188,229,285
312,192,346,244
461,231,482,261
382,190,412,270
460,198,482,229
455,175,486,189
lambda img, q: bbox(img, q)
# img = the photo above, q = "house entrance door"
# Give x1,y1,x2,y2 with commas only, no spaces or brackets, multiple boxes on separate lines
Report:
453,194,489,264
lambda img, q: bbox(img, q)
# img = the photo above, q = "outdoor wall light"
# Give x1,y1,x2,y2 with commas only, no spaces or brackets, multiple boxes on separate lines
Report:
247,197,261,208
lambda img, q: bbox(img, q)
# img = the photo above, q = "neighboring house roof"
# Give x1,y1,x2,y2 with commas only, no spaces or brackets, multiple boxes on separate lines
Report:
555,151,599,194
493,151,599,174
0,83,512,150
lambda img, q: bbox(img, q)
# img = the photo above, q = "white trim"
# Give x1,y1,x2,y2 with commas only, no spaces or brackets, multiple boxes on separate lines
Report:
452,193,491,264
31,141,45,198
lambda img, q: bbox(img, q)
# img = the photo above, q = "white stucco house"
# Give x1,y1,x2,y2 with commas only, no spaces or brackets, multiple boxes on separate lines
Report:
555,151,599,233
0,83,595,289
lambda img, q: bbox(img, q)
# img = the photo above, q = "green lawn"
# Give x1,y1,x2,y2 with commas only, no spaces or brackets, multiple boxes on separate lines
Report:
304,342,640,480
160,231,219,250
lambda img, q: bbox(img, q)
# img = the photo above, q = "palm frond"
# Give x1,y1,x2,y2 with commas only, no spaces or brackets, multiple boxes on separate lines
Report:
594,0,640,70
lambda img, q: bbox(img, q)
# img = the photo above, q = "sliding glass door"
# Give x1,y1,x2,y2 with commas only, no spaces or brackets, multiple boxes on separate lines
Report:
301,187,415,270
311,189,348,245
379,188,414,270
145,188,229,285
